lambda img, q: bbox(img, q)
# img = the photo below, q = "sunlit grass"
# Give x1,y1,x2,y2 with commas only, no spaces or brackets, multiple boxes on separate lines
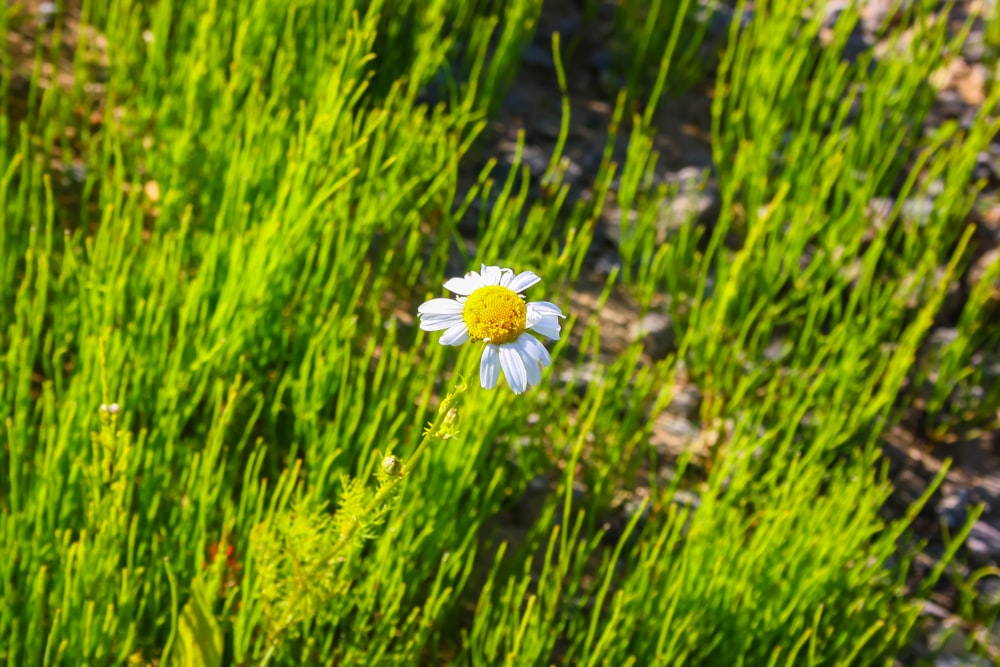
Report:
2,0,999,664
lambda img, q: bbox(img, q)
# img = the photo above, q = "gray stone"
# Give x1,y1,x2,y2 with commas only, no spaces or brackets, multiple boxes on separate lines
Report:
934,266,967,324
555,16,581,38
655,168,721,235
920,599,951,619
860,0,914,35
763,337,792,363
630,312,676,360
975,575,1000,607
521,44,554,70
593,252,621,277
600,207,627,248
973,476,1000,512
967,520,1000,561
928,327,960,348
866,197,895,230
668,384,702,420
929,615,970,656
504,91,532,116
541,156,583,187
518,145,551,177
652,413,702,460
589,49,614,73
671,489,701,510
822,0,854,26
696,1,752,41
39,2,58,27
558,362,606,393
934,655,993,667
936,489,970,532
974,150,999,182
962,31,987,63
967,248,999,296
901,196,936,226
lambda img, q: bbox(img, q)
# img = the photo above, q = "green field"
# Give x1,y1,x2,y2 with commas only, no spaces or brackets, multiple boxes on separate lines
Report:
2,0,1000,664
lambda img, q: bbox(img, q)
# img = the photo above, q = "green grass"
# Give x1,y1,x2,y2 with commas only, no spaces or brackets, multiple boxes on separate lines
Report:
2,0,999,664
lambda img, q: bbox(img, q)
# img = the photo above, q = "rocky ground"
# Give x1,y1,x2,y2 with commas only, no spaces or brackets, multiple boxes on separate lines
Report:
468,1,1000,664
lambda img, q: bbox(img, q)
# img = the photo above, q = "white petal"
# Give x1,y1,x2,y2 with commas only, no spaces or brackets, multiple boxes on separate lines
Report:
526,301,564,339
418,298,463,315
528,315,561,340
508,271,541,294
419,313,464,331
519,333,552,368
443,274,483,296
439,322,470,346
499,344,528,394
481,265,503,285
515,337,542,387
499,268,515,287
480,344,500,390
419,311,463,324
526,301,564,318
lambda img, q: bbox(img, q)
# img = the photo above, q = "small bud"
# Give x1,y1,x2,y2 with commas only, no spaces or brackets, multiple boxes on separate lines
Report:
440,407,460,440
381,455,402,477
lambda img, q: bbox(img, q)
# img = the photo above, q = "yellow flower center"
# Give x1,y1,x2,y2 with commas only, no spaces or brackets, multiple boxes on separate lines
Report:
462,285,527,344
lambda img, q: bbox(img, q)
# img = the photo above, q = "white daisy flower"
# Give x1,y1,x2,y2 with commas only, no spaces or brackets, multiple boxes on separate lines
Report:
418,265,565,394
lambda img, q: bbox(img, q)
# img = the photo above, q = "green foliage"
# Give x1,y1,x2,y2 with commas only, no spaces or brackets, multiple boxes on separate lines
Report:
613,0,712,108
2,0,999,664
252,382,465,658
175,576,224,667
